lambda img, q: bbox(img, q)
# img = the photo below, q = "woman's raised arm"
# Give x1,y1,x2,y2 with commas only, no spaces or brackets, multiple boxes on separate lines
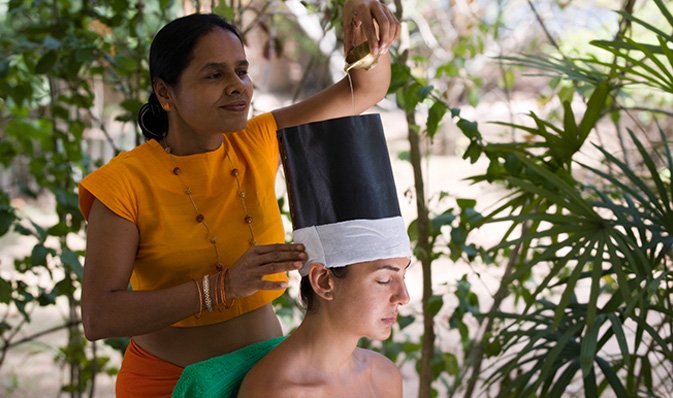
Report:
272,0,400,130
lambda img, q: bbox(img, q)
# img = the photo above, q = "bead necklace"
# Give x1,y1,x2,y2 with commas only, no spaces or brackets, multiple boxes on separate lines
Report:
162,135,256,273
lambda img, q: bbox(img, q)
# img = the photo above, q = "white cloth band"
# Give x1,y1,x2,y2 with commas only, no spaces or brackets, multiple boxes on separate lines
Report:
293,217,412,276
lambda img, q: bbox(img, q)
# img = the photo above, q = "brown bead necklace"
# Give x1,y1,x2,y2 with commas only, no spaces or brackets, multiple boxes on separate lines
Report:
162,135,256,273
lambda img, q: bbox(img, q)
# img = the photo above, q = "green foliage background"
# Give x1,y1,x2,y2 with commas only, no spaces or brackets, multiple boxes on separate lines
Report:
0,0,671,397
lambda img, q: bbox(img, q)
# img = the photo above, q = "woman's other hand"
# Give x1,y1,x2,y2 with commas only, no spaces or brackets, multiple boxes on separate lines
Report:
227,244,306,299
343,0,401,56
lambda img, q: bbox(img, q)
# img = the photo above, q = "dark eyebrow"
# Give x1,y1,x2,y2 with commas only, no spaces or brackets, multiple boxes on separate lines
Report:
200,60,249,71
376,265,402,272
375,260,412,272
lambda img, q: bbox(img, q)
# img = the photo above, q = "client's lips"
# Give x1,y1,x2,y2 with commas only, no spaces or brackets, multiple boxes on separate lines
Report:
382,313,398,325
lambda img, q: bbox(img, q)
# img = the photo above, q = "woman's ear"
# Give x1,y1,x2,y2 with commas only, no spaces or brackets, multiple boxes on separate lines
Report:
153,79,172,106
308,263,335,301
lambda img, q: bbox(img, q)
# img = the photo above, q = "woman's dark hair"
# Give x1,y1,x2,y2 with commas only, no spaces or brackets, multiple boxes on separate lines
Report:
137,13,243,140
300,266,350,312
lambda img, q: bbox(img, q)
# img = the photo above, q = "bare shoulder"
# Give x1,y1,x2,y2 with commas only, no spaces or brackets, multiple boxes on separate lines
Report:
239,365,309,398
358,348,404,397
238,345,298,398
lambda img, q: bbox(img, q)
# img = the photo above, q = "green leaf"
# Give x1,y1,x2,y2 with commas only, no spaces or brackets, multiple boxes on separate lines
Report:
418,85,434,100
628,129,671,209
397,315,415,330
0,278,12,304
580,316,601,378
388,63,411,93
406,219,418,243
456,118,479,140
53,277,76,296
35,51,58,74
0,208,16,235
561,100,578,147
548,360,580,398
443,352,459,375
104,337,130,355
431,210,455,234
213,4,236,21
426,101,448,138
467,89,479,107
463,141,483,163
61,249,83,279
595,356,628,397
436,62,459,78
427,294,443,317
456,198,477,209
121,98,143,114
31,244,49,267
43,36,61,50
586,239,604,329
397,150,410,162
583,366,598,398
640,355,653,393
31,220,47,242
537,322,583,390
449,227,466,245
554,239,594,327
577,81,610,142
558,85,574,103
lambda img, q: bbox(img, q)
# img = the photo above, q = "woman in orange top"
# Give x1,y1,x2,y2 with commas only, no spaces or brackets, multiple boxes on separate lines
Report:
78,1,400,396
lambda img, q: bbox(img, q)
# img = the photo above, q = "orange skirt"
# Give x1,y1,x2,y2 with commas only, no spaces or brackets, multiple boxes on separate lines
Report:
116,339,184,398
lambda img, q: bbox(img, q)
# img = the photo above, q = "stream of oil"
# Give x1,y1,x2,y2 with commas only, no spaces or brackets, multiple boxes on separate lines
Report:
346,69,355,116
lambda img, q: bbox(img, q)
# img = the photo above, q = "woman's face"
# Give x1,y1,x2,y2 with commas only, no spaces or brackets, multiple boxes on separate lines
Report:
331,257,411,341
169,27,253,136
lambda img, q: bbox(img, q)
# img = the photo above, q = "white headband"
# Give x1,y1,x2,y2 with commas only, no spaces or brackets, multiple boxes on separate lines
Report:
293,217,411,276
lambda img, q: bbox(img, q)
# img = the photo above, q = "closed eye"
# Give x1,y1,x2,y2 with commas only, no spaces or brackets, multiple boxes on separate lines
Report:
377,279,392,285
206,72,223,80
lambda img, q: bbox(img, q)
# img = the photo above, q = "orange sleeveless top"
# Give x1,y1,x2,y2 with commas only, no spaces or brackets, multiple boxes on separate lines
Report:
79,113,287,327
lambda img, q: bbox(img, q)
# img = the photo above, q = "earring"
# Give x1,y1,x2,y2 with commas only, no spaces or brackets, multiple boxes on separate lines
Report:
162,103,171,111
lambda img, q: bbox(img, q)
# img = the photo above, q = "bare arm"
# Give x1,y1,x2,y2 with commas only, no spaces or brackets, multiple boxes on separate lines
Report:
272,0,400,130
81,199,304,340
81,199,199,340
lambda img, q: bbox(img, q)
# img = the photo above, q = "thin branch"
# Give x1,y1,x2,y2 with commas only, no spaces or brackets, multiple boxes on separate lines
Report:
240,3,272,36
2,319,81,351
619,106,673,118
85,108,120,154
527,0,561,53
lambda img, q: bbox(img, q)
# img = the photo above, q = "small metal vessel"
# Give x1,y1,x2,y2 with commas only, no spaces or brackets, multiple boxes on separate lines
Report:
344,41,379,72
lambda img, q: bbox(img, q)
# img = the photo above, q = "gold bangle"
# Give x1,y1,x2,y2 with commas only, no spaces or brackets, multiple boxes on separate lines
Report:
193,279,203,319
223,269,235,310
218,269,225,311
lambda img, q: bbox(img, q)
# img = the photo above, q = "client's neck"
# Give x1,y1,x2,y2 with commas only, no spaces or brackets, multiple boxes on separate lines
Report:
289,312,361,375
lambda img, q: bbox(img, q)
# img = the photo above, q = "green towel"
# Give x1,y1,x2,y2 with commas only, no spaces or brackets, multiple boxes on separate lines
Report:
172,336,286,398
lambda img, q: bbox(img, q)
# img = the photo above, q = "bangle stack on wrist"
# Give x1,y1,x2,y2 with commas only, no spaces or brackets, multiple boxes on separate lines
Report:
193,269,235,318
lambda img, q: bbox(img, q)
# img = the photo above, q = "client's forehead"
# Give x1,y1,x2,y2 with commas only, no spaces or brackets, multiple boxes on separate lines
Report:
350,257,410,273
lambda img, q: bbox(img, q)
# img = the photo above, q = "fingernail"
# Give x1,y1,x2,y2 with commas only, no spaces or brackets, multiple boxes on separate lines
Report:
381,46,389,54
294,261,303,268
